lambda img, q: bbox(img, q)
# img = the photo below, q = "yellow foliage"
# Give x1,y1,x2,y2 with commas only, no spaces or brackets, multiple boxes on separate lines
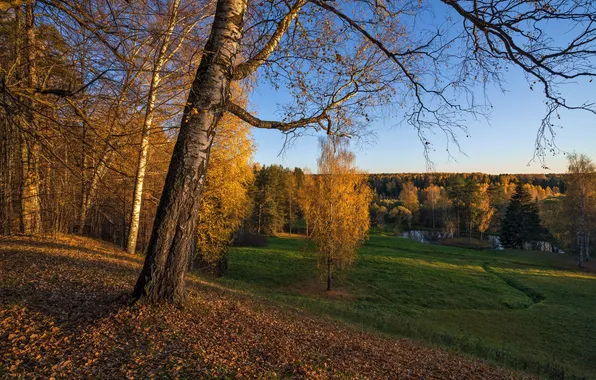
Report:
195,108,254,265
299,139,372,286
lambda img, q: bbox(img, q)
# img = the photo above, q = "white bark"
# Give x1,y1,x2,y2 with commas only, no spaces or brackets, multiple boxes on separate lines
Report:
126,0,182,254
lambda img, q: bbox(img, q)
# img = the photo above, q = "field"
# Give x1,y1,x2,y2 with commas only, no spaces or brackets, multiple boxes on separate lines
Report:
221,235,596,379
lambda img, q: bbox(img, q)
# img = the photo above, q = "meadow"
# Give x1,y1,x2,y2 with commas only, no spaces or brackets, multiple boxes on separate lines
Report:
220,235,596,379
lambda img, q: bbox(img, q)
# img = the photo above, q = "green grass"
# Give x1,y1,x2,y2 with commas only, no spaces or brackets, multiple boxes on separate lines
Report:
214,235,596,379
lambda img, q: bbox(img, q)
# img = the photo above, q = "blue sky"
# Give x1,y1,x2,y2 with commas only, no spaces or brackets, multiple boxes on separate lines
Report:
248,5,596,175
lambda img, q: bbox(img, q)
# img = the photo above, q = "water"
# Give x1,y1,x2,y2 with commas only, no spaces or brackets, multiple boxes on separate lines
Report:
400,230,453,243
400,230,563,253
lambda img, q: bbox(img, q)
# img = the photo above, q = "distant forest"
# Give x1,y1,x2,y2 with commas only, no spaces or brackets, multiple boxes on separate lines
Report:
244,166,567,242
369,173,566,199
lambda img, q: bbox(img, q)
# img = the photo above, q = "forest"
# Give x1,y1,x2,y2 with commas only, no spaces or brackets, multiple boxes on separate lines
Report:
1,0,596,378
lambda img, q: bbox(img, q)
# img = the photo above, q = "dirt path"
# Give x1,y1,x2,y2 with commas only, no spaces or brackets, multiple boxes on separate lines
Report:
0,235,532,379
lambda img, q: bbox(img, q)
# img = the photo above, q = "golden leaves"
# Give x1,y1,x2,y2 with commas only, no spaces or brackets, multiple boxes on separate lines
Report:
195,89,255,265
299,139,372,274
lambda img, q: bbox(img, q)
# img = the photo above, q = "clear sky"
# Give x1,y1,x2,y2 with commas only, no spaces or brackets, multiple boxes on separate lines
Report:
248,5,596,175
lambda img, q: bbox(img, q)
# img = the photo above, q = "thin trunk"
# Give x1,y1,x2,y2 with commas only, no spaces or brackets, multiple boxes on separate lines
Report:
77,157,109,234
431,203,435,230
327,257,332,291
20,3,42,235
122,183,127,249
579,192,586,268
133,0,247,304
578,231,584,268
79,120,86,232
127,0,181,254
586,232,590,261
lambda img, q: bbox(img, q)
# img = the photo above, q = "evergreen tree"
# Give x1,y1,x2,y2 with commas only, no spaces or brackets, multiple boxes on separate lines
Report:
500,183,542,248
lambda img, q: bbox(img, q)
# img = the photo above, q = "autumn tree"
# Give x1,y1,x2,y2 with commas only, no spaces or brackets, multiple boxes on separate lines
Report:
389,206,412,233
421,184,441,230
126,0,208,254
476,184,494,240
565,153,596,267
375,205,388,231
300,138,372,291
399,182,420,218
193,105,254,275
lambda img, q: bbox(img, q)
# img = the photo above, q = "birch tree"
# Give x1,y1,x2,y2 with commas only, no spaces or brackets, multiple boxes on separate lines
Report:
300,138,372,291
565,153,596,268
126,0,207,254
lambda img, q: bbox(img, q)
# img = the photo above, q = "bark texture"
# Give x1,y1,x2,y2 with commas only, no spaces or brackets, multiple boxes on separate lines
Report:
133,0,247,303
20,3,42,235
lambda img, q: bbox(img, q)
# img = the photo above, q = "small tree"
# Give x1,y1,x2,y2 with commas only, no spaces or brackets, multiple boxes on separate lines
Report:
300,138,372,291
422,184,441,230
477,184,495,240
500,183,542,249
565,153,596,268
399,182,420,216
389,206,412,233
375,205,388,231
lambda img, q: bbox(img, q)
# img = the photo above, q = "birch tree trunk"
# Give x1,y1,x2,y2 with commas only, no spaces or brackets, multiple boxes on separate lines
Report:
126,0,181,254
578,193,586,268
77,158,109,234
133,0,247,303
20,3,42,235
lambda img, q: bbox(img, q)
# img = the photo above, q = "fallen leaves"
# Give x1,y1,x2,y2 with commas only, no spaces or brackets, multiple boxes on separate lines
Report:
0,235,533,379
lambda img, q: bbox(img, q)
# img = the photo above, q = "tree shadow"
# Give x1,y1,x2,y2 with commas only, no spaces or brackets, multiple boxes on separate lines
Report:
0,240,138,330
0,237,143,266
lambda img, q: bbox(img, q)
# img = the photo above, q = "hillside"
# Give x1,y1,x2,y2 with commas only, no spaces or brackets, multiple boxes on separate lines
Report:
221,235,596,379
0,235,526,379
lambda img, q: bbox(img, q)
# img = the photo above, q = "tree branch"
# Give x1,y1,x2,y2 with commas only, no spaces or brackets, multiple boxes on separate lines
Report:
227,101,329,132
232,0,306,80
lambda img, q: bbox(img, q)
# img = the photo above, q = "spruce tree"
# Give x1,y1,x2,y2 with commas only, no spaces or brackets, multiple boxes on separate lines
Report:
500,183,542,248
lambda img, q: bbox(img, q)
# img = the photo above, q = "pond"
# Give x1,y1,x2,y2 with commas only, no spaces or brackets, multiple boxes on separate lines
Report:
400,230,563,253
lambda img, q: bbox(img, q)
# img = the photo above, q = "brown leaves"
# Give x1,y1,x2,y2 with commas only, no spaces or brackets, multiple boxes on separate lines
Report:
1,235,531,379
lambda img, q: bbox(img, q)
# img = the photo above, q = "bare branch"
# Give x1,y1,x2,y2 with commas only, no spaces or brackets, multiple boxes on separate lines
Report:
232,0,306,80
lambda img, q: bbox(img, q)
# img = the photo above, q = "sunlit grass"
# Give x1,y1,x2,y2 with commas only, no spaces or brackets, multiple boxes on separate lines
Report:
216,234,596,379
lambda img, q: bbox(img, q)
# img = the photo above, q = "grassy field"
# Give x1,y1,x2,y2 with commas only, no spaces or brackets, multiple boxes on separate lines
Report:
219,234,596,379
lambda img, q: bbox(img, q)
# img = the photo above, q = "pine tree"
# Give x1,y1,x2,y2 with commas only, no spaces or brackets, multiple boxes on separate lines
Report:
500,183,542,249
